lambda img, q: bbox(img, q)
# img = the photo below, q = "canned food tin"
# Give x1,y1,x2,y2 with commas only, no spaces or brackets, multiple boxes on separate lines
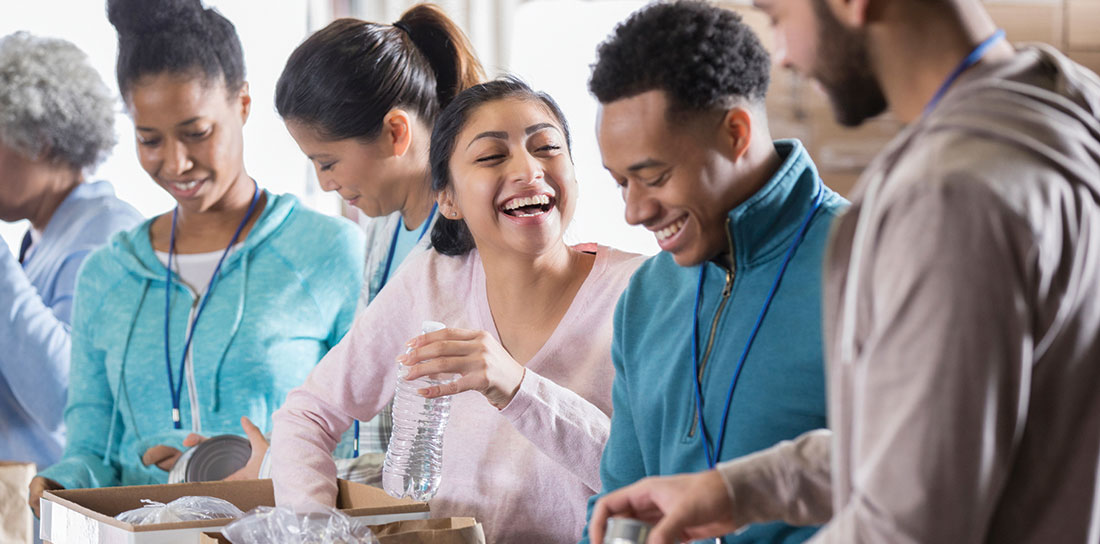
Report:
603,517,653,544
167,434,251,483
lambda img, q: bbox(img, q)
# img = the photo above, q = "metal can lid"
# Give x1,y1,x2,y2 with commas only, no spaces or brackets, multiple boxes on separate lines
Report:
185,434,252,482
604,517,653,544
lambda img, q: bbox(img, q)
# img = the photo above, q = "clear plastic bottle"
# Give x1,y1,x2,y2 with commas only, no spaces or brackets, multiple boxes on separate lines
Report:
383,321,452,501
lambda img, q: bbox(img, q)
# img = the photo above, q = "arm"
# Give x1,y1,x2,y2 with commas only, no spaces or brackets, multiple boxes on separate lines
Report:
580,300,648,544
500,368,610,491
0,239,84,431
811,180,1034,543
36,254,122,490
270,286,402,509
588,430,834,544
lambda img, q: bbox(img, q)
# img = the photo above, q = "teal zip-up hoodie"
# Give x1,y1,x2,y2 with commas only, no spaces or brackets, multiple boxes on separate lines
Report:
37,191,364,489
583,140,848,543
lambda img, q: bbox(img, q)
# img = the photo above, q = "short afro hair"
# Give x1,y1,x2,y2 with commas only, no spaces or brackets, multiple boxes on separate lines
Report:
589,1,771,114
0,31,117,170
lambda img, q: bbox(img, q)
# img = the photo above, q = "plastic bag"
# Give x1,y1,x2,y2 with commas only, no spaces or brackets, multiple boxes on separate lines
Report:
115,496,245,525
221,504,378,544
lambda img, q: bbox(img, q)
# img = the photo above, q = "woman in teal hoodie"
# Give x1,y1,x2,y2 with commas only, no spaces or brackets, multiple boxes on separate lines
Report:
28,0,364,513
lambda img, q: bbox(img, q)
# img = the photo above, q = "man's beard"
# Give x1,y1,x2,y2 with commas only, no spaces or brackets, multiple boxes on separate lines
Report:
811,0,888,127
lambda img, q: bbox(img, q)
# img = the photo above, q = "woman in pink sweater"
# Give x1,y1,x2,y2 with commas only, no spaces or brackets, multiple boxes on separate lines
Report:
269,78,645,542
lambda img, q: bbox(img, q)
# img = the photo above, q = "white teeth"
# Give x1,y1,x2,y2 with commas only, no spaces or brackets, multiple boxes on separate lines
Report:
503,194,551,211
173,180,200,191
655,217,687,241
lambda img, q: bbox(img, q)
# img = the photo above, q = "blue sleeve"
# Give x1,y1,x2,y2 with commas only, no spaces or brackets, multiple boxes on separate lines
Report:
580,292,648,544
0,237,77,433
37,252,122,489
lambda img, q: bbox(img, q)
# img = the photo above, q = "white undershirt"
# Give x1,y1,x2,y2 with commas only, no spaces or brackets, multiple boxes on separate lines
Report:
154,245,241,295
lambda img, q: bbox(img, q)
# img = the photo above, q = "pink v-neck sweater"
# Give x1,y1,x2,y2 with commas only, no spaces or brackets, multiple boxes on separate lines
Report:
270,244,645,543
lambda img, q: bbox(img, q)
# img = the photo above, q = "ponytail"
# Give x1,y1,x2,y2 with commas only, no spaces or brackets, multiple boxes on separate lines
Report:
275,3,485,141
397,4,484,110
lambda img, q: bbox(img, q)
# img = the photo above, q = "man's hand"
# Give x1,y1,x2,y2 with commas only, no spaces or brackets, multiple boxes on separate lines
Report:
590,470,739,544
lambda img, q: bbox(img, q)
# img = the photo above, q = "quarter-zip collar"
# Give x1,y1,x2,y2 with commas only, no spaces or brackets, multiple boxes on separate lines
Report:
723,139,825,272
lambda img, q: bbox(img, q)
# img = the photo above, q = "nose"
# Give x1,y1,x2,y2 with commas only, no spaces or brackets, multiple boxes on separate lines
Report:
772,29,793,70
622,182,659,227
509,150,544,186
162,139,193,177
315,169,339,192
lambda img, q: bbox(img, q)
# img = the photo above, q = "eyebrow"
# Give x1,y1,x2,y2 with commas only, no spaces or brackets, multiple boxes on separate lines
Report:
135,116,203,132
525,122,556,135
465,123,561,149
626,158,666,172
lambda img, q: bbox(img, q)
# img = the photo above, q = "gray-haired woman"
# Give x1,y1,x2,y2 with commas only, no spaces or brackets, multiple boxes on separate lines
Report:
0,31,142,471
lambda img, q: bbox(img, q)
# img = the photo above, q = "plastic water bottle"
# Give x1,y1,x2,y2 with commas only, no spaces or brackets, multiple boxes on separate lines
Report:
383,321,453,501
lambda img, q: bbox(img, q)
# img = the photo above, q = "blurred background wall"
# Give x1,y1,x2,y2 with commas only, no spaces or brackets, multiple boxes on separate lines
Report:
4,0,1098,258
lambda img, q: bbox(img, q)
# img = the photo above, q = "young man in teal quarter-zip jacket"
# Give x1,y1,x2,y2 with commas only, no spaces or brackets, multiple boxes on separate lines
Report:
581,2,848,543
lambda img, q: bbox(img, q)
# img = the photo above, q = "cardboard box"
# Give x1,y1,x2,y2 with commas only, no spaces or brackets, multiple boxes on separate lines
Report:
1,461,36,544
199,533,229,544
1070,51,1100,77
1067,0,1100,50
40,479,429,544
372,518,485,544
986,1,1064,48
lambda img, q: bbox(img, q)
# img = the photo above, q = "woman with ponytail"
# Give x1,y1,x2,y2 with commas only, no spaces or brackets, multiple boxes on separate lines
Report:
274,4,485,473
28,0,364,514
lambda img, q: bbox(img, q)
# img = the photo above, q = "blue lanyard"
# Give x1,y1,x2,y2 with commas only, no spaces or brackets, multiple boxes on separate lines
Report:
164,180,261,430
691,185,824,469
923,29,1005,116
353,201,437,457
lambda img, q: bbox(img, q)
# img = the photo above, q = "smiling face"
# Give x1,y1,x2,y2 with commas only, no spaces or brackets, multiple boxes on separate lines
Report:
598,90,754,267
444,97,575,257
128,73,251,213
285,118,412,218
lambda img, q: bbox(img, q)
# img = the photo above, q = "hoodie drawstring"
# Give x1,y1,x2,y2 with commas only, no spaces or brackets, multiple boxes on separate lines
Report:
103,280,150,466
211,252,249,413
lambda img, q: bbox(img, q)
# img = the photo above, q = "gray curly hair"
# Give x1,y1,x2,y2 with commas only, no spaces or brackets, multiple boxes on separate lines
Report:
0,31,117,170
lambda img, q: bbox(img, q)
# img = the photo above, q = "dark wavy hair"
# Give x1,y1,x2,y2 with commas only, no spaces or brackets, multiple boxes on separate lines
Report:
275,4,485,141
107,0,245,98
429,76,572,256
589,0,770,114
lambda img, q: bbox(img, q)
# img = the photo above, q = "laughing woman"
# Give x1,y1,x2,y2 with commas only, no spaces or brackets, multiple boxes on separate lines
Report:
269,78,645,543
28,0,363,514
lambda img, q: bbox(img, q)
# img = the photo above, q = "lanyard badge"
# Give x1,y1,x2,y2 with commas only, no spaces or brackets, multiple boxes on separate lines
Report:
164,180,261,430
692,184,824,468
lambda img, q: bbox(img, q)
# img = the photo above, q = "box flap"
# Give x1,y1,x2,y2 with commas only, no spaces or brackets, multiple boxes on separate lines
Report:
43,479,427,533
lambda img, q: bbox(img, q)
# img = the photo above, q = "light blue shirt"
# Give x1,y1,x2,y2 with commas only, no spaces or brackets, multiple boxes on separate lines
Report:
0,181,142,469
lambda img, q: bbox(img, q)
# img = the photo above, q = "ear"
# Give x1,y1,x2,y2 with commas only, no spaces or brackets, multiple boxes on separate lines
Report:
827,0,871,27
383,109,414,158
237,82,252,124
719,107,753,162
436,188,463,220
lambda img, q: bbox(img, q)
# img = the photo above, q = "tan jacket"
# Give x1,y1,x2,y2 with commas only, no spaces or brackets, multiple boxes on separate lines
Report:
718,44,1100,543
